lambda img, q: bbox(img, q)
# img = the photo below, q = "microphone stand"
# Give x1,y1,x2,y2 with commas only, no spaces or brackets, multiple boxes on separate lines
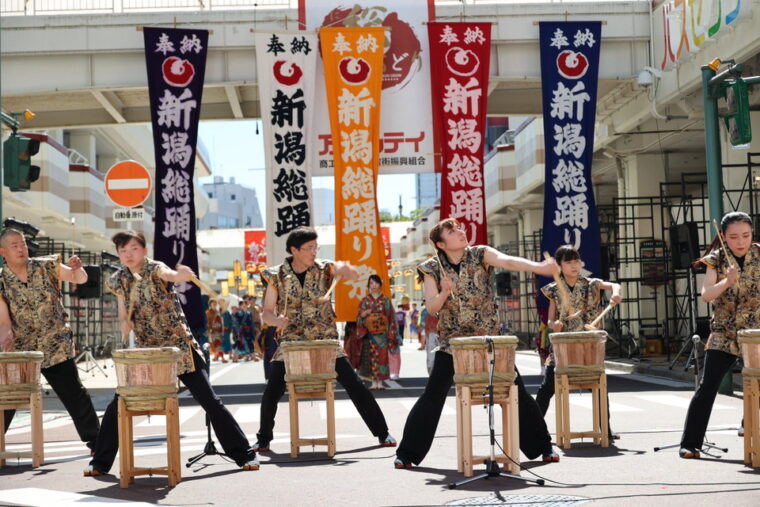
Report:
449,337,544,489
653,335,728,456
186,342,228,467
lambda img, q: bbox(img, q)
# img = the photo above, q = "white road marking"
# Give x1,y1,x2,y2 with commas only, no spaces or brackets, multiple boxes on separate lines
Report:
569,396,642,412
318,400,360,419
399,399,455,415
233,404,260,423
137,406,201,427
636,393,734,410
0,488,155,506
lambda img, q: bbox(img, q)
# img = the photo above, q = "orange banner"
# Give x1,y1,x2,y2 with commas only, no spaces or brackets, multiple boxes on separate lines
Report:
321,27,390,321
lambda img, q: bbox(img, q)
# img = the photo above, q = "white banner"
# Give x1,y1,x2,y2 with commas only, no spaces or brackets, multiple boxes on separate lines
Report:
301,0,436,175
255,31,317,264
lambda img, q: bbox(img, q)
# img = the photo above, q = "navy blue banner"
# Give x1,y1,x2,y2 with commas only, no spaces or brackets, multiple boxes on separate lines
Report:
539,21,602,280
144,27,208,329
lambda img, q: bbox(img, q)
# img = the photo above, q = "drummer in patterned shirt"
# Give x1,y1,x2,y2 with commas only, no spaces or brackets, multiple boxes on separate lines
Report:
394,218,561,469
0,227,100,453
85,230,258,476
253,226,396,452
537,245,622,439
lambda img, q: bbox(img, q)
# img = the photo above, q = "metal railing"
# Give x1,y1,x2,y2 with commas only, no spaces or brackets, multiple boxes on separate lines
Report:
2,0,292,15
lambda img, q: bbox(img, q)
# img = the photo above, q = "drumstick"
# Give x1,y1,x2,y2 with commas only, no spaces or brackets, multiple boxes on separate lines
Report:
543,251,575,315
281,274,293,317
584,302,616,330
712,219,736,269
190,274,221,300
315,275,341,303
437,251,459,302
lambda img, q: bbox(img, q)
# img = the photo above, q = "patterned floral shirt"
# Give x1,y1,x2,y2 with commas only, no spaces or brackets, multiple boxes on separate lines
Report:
417,246,499,353
261,258,343,361
541,276,604,332
105,259,199,374
0,255,72,369
700,244,760,356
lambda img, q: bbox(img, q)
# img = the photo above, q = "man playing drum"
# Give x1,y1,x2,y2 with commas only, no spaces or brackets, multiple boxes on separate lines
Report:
0,227,101,454
394,218,561,469
253,226,396,451
85,230,259,476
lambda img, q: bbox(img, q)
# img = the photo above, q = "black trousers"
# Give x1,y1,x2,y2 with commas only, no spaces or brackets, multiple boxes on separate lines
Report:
3,358,100,450
681,349,738,448
90,349,254,471
256,357,389,444
535,363,614,434
396,351,552,465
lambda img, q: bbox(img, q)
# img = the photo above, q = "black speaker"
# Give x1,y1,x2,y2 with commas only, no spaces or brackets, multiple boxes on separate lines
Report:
74,265,101,299
600,245,612,280
495,272,511,296
669,222,700,270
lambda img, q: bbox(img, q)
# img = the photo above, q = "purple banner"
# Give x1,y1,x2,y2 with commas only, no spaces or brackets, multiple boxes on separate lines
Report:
144,27,208,328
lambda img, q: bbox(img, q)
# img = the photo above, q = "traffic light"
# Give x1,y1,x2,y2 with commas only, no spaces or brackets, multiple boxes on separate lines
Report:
3,134,41,191
722,78,752,146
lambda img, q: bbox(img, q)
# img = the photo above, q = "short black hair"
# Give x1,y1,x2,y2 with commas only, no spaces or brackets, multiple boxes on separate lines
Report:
367,274,383,288
285,226,318,254
554,245,580,264
112,230,147,250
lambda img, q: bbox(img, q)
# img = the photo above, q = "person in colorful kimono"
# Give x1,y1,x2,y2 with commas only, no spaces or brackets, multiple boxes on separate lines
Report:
680,212,760,459
206,299,225,361
394,218,561,469
253,226,396,452
357,275,398,390
0,227,100,454
537,245,622,439
85,230,258,475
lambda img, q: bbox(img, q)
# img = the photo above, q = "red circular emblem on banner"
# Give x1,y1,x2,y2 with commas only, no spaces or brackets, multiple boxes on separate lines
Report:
162,56,196,87
273,60,303,86
338,57,371,85
556,50,589,80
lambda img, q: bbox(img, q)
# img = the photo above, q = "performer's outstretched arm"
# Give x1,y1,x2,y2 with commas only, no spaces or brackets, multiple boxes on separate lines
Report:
116,295,132,344
262,284,287,328
483,246,558,276
422,273,451,315
701,265,738,302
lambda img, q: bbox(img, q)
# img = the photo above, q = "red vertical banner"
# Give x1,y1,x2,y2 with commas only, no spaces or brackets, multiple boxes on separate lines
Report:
428,22,491,245
381,226,392,260
244,230,267,273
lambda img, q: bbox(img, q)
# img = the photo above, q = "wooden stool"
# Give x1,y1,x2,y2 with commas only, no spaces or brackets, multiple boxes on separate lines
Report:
112,347,182,488
286,380,336,458
551,331,609,449
738,331,760,466
280,340,339,458
0,352,44,468
450,336,520,477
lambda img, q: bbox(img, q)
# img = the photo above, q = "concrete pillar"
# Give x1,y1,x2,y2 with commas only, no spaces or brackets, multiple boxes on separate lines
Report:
68,132,97,167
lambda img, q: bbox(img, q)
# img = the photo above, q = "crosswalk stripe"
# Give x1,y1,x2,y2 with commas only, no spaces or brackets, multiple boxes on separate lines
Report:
635,393,734,410
0,488,155,506
569,396,642,412
399,399,455,415
318,400,360,419
233,405,260,423
137,406,202,427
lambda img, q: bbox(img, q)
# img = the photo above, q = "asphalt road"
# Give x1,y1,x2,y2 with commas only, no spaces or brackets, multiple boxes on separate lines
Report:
2,342,759,507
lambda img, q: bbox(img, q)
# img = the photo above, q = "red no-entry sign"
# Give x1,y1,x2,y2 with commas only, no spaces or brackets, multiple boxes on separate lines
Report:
104,160,152,208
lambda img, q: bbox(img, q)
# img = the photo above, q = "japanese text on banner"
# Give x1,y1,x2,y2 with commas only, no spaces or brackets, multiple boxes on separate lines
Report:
321,27,390,321
144,27,208,328
254,31,317,264
428,22,491,246
539,21,602,279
